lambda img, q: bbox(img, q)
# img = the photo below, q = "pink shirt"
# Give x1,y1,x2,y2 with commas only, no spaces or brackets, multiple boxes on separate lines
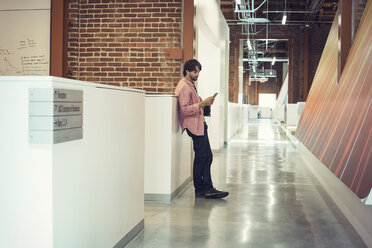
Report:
175,78,204,136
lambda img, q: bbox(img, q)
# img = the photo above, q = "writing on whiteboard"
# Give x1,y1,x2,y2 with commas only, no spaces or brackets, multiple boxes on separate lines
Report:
0,38,49,76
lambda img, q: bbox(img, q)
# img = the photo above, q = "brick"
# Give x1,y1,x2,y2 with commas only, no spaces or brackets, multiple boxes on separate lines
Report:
130,58,143,62
153,13,167,18
137,63,150,67
68,0,182,94
145,38,158,42
153,3,166,7
129,28,144,32
95,4,109,8
80,43,93,47
115,48,129,52
101,78,114,83
124,14,137,18
130,38,144,42
115,58,129,62
145,58,158,62
131,9,146,13
137,43,152,48
139,4,153,8
86,39,101,43
124,33,138,37
138,13,151,17
94,72,107,76
138,33,152,38
130,68,144,72
144,28,158,32
145,18,160,22
99,58,114,62
81,33,94,38
106,82,121,86
94,43,108,47
145,67,159,72
129,78,142,81
108,43,122,47
130,18,145,23
95,33,109,37
108,63,122,66
108,72,122,76
102,38,115,42
80,52,93,56
116,9,130,13
138,73,151,77
115,78,128,81
94,62,108,66
108,53,123,56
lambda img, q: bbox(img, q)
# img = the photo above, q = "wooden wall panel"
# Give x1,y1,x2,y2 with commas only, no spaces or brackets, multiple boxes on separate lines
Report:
296,1,372,199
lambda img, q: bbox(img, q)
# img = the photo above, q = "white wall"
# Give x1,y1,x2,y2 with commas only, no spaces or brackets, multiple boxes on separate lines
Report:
286,104,298,126
144,95,192,200
0,76,145,248
228,103,241,139
238,40,244,104
227,103,250,140
296,101,306,124
272,71,288,122
195,0,229,150
0,78,53,247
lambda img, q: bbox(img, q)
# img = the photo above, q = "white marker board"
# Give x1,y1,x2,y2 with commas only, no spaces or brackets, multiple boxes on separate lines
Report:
0,9,50,76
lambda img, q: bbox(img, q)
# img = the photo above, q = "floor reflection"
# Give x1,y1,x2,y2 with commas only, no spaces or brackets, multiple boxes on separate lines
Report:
126,119,366,248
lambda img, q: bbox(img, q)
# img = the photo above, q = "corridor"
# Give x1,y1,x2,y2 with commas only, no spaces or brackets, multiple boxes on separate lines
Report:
127,120,366,248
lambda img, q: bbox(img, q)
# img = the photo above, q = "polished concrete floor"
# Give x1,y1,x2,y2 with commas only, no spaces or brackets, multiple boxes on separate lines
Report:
127,120,366,248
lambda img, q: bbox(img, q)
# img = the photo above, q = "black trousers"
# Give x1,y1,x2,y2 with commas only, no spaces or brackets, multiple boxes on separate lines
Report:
186,122,213,192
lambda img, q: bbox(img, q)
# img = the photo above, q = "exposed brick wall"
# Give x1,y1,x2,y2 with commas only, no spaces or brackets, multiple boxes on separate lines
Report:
309,24,332,91
257,78,276,93
67,0,182,94
227,23,334,104
228,25,239,102
354,0,368,39
247,83,255,105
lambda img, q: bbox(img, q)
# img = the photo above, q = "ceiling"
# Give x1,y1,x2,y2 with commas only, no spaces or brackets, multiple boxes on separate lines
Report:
220,0,339,79
221,0,338,25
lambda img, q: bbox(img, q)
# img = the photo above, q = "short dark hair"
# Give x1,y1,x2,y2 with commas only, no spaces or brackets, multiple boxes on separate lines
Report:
183,59,202,76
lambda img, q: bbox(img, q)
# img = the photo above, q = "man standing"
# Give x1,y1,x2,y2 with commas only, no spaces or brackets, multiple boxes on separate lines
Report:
175,59,229,199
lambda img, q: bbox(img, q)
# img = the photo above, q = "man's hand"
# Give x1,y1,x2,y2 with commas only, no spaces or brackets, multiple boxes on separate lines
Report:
199,96,215,108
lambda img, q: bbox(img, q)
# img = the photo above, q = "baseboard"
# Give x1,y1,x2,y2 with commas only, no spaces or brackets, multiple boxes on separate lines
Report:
279,121,372,248
279,124,298,147
297,144,372,247
113,219,144,248
144,176,192,203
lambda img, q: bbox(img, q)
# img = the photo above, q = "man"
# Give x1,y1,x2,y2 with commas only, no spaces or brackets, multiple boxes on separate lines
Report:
175,59,229,199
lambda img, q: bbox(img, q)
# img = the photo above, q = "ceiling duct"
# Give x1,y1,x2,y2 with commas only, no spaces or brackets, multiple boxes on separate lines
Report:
249,69,277,78
243,57,288,63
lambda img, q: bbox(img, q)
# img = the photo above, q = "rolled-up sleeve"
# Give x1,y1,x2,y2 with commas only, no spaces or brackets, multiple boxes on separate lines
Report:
178,87,200,116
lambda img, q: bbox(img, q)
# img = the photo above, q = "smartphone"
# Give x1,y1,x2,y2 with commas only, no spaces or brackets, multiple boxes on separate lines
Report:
213,92,218,98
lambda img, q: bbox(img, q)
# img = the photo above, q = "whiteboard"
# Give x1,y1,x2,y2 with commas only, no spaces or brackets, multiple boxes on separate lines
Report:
0,0,50,10
0,10,50,76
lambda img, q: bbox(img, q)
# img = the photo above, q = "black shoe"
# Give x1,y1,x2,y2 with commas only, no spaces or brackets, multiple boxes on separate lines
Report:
203,188,229,199
195,190,205,198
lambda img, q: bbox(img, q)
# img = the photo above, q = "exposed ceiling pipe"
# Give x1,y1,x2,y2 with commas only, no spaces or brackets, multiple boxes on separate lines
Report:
235,0,268,13
263,10,315,14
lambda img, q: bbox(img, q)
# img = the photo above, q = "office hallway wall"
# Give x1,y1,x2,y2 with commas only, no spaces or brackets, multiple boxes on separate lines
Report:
126,120,366,248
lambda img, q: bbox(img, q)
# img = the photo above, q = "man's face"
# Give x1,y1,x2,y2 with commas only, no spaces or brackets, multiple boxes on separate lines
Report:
187,66,200,82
